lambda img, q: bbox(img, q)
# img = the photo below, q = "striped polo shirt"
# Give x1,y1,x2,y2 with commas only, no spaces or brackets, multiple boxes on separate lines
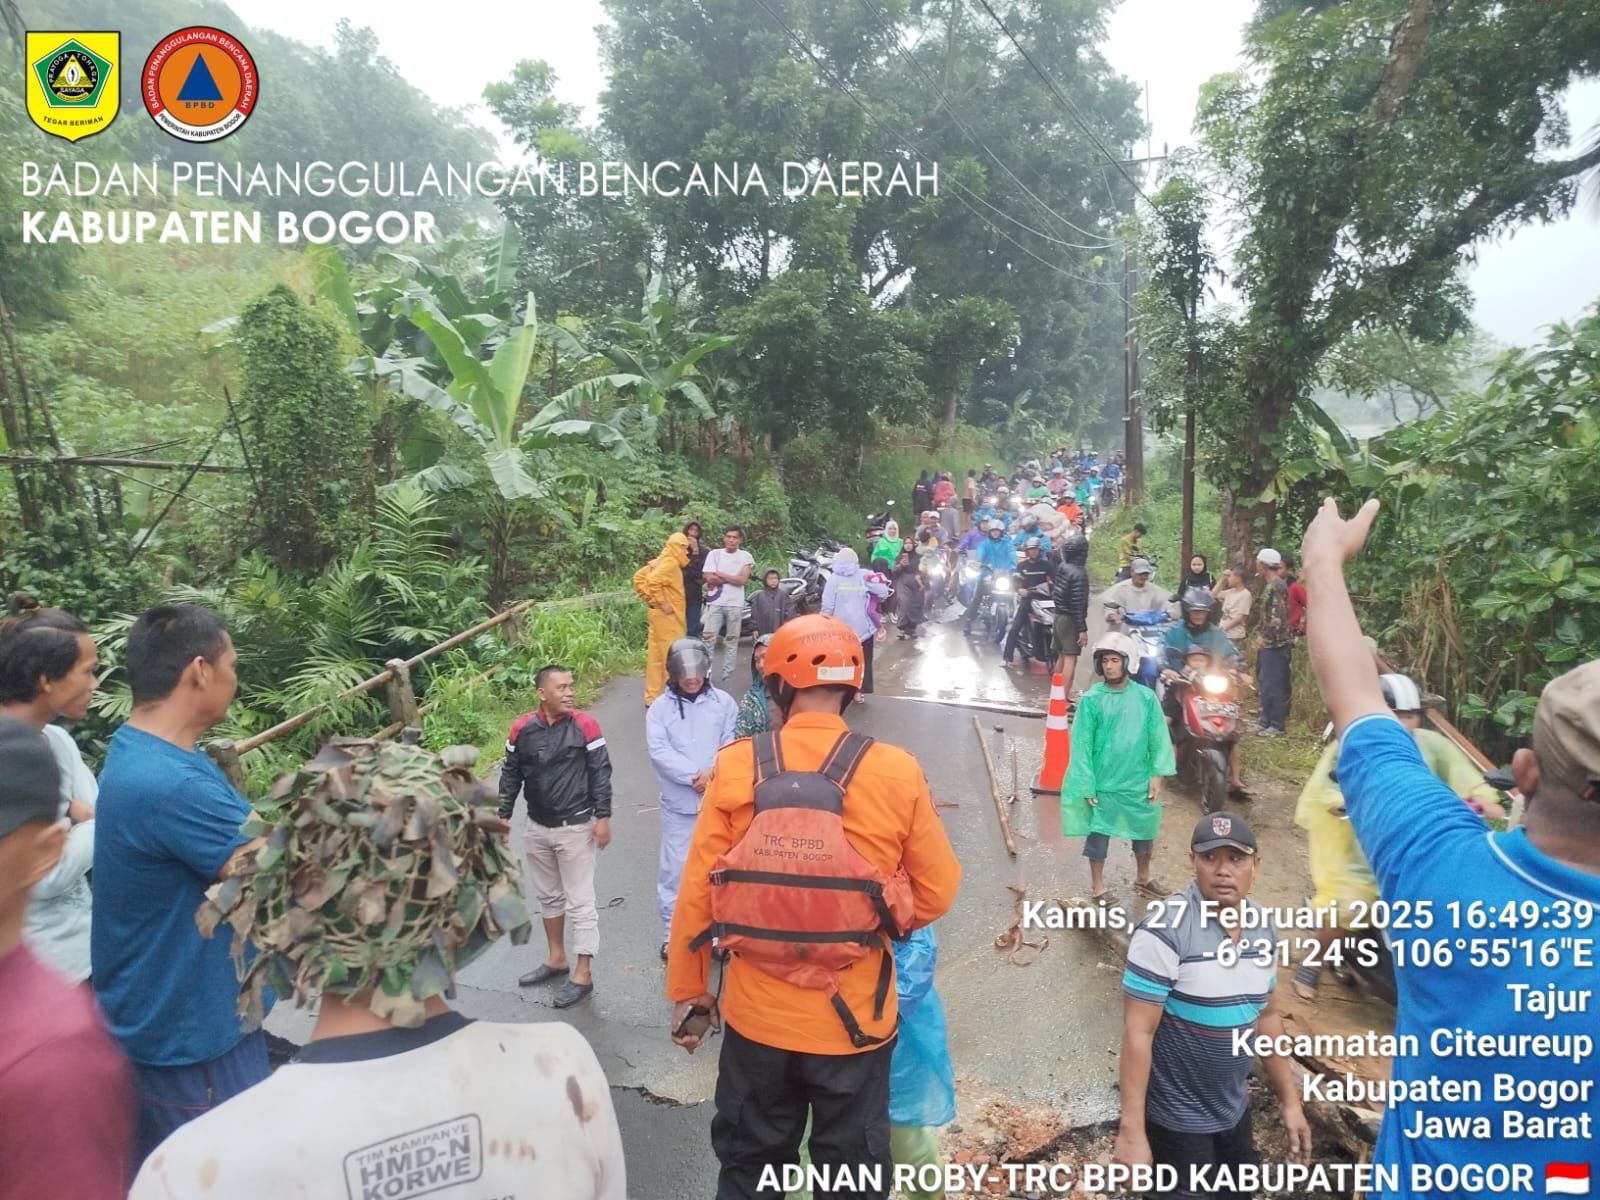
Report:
1123,880,1277,1133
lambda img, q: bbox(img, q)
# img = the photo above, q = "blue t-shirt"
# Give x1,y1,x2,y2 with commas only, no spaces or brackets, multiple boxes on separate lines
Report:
1339,715,1600,1195
92,724,257,1066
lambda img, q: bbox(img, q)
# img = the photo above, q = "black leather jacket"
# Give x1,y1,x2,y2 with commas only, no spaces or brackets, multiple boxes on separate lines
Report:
498,708,614,825
1051,561,1090,636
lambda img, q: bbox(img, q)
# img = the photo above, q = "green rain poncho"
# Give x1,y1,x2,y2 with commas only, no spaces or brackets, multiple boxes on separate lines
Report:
1062,680,1176,842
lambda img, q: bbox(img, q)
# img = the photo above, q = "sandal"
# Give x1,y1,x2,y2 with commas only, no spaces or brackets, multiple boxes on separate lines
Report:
1228,784,1257,801
551,980,594,1009
517,963,569,988
1134,878,1170,899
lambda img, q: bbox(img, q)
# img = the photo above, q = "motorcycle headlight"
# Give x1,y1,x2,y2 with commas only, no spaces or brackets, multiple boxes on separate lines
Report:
962,565,978,581
1202,674,1229,695
993,576,1013,594
928,564,946,578
985,496,997,508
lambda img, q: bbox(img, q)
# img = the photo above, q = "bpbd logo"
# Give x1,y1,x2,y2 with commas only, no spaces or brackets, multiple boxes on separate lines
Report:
143,26,257,142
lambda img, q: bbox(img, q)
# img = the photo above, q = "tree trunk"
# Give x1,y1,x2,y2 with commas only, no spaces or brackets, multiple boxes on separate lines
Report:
487,494,514,609
0,365,42,534
1222,490,1276,581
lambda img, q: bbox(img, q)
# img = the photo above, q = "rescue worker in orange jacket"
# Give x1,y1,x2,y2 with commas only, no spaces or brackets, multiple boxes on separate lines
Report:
666,614,961,1200
635,532,691,705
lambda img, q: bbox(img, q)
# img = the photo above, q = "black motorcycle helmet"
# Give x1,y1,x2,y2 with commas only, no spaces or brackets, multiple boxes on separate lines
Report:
1180,587,1215,625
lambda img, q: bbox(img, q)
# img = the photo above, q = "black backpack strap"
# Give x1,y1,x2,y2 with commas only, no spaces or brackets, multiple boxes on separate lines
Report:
752,731,784,786
826,941,898,1048
818,732,875,791
830,992,890,1049
871,934,895,1021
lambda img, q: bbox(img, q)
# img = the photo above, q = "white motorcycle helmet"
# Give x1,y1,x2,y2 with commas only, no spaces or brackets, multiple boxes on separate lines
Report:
1091,632,1136,677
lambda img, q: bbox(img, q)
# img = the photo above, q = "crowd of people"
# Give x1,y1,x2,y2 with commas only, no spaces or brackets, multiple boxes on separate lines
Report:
2,478,1597,1200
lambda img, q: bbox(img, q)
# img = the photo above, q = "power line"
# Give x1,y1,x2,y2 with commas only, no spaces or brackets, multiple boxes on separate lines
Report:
854,0,1119,250
966,0,1156,209
750,0,1122,292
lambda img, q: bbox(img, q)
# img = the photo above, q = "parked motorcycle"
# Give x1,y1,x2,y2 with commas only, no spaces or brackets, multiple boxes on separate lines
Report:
783,538,840,613
865,500,896,547
1166,660,1242,814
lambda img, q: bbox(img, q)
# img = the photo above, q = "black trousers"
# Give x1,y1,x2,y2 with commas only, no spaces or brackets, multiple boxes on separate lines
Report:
711,1023,894,1200
1146,1110,1256,1200
1003,601,1046,662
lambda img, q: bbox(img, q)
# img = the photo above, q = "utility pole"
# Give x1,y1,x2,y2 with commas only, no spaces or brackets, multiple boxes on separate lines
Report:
1123,244,1145,505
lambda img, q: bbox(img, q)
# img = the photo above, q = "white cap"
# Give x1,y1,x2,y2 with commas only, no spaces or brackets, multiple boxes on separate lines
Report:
1256,547,1283,567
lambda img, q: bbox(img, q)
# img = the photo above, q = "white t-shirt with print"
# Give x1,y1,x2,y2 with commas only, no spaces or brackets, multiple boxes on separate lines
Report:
703,547,755,607
130,1017,626,1200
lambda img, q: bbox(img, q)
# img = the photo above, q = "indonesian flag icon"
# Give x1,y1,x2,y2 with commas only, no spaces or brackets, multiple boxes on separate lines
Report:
1546,1164,1590,1196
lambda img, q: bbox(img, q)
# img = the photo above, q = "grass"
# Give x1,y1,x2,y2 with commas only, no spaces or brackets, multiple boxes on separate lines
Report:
1086,448,1225,591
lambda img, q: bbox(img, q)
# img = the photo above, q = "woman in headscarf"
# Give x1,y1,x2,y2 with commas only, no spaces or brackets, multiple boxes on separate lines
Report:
893,550,926,640
734,635,779,738
870,519,904,568
633,531,691,704
680,521,706,638
820,547,889,702
1181,553,1215,593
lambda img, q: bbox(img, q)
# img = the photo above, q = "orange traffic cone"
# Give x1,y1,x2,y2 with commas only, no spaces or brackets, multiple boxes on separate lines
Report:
1031,672,1072,794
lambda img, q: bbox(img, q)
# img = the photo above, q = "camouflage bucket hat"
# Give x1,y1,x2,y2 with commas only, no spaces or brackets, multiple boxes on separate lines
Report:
198,738,533,1029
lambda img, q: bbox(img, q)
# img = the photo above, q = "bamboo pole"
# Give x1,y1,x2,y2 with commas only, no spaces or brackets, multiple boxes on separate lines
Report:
232,589,631,757
0,454,249,473
974,717,1017,858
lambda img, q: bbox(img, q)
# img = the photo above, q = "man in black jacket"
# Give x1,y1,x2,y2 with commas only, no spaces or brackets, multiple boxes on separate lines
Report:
499,664,614,1008
1052,533,1091,688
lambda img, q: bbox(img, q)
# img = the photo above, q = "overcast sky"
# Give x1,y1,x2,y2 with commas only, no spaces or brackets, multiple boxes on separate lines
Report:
241,0,1600,348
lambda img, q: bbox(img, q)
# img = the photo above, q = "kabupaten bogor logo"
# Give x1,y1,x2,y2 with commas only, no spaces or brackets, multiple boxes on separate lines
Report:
25,32,119,142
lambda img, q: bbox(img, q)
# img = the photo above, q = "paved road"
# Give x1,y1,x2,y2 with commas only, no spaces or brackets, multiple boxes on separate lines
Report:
270,592,1169,1198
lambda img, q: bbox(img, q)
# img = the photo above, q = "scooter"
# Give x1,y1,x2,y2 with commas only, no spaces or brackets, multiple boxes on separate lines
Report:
1024,582,1057,665
1104,602,1171,689
1166,660,1242,814
982,570,1016,642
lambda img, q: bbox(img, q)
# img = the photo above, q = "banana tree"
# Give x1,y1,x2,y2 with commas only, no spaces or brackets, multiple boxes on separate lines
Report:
395,287,633,604
586,275,737,448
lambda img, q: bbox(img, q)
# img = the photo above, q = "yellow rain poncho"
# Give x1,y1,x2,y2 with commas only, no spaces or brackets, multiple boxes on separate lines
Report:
1295,727,1502,911
634,532,690,704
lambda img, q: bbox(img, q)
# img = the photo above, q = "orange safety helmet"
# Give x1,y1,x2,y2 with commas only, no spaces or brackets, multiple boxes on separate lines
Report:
764,614,865,691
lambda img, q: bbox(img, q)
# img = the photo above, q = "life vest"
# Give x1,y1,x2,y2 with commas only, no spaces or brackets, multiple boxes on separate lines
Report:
690,730,915,1047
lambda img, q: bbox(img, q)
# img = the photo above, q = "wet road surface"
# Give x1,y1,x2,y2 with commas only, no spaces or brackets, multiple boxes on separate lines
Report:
268,589,1185,1197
